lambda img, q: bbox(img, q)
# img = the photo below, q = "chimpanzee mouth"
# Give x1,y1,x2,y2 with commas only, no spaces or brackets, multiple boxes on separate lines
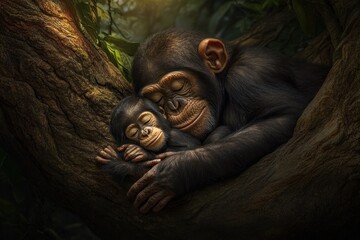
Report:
142,131,165,150
175,107,206,131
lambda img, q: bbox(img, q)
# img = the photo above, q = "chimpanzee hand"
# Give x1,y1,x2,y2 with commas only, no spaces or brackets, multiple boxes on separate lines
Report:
95,146,160,169
95,145,118,164
127,151,186,213
117,144,152,162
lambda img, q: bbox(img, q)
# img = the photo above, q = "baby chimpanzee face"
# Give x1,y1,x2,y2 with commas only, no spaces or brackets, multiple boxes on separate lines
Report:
125,111,167,151
110,96,171,152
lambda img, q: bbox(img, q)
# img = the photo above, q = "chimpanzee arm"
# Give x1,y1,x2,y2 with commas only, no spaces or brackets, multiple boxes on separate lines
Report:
127,112,299,213
102,160,148,182
166,128,201,151
203,125,232,144
167,126,231,152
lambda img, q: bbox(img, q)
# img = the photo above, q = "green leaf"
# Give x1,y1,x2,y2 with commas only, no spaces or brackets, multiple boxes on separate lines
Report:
99,40,133,81
232,0,264,12
237,2,263,12
291,0,317,36
305,0,327,4
208,2,233,33
75,0,98,43
186,0,207,11
103,36,139,56
262,0,285,9
234,17,251,31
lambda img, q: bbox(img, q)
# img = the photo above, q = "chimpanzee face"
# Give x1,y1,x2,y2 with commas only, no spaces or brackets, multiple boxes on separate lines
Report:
125,111,167,151
110,96,171,151
140,70,216,140
132,30,228,140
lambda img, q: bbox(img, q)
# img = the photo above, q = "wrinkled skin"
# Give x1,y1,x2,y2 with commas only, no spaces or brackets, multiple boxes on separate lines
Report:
140,70,216,140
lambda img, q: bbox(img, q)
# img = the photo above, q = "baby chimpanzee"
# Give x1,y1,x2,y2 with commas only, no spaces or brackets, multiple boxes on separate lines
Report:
96,96,231,181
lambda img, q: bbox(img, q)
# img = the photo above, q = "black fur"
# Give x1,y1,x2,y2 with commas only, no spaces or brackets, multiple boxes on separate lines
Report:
129,29,329,194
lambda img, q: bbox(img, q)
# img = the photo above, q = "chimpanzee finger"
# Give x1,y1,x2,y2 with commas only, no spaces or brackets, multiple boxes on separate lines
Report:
123,147,139,160
127,172,154,199
108,145,117,154
131,154,147,162
117,144,129,152
152,195,174,213
143,159,161,167
125,152,142,162
139,192,166,214
123,147,135,160
95,156,111,164
104,146,117,158
155,151,176,159
99,150,112,159
133,184,158,210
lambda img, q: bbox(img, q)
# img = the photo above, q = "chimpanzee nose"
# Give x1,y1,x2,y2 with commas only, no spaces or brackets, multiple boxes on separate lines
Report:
167,100,179,111
141,127,152,137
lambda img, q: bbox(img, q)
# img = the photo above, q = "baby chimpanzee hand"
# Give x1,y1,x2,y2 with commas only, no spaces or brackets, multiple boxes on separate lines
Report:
96,145,160,168
96,146,161,181
117,144,154,162
95,145,118,164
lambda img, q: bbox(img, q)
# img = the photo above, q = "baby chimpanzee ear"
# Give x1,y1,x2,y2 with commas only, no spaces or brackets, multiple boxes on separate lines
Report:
158,106,167,119
198,38,228,74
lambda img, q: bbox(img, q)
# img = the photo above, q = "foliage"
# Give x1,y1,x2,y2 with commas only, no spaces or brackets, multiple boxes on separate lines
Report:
289,0,324,36
73,0,324,77
74,0,138,81
94,0,324,40
94,0,273,41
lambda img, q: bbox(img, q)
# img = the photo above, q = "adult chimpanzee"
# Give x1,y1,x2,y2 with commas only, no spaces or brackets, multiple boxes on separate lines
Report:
96,95,231,180
101,29,328,213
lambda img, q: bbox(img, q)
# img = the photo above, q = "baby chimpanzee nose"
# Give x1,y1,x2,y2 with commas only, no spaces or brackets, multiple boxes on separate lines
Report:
141,127,152,136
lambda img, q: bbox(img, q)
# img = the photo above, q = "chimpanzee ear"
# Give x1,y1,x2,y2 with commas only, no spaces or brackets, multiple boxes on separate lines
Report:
198,38,228,74
158,106,167,119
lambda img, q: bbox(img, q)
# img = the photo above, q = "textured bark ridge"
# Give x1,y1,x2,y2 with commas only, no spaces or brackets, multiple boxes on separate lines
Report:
0,0,359,239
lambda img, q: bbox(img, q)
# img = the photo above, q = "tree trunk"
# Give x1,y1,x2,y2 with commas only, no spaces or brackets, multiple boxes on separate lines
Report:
0,0,359,239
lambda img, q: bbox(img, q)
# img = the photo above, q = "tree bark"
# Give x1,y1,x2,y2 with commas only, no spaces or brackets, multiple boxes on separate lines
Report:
0,0,359,239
